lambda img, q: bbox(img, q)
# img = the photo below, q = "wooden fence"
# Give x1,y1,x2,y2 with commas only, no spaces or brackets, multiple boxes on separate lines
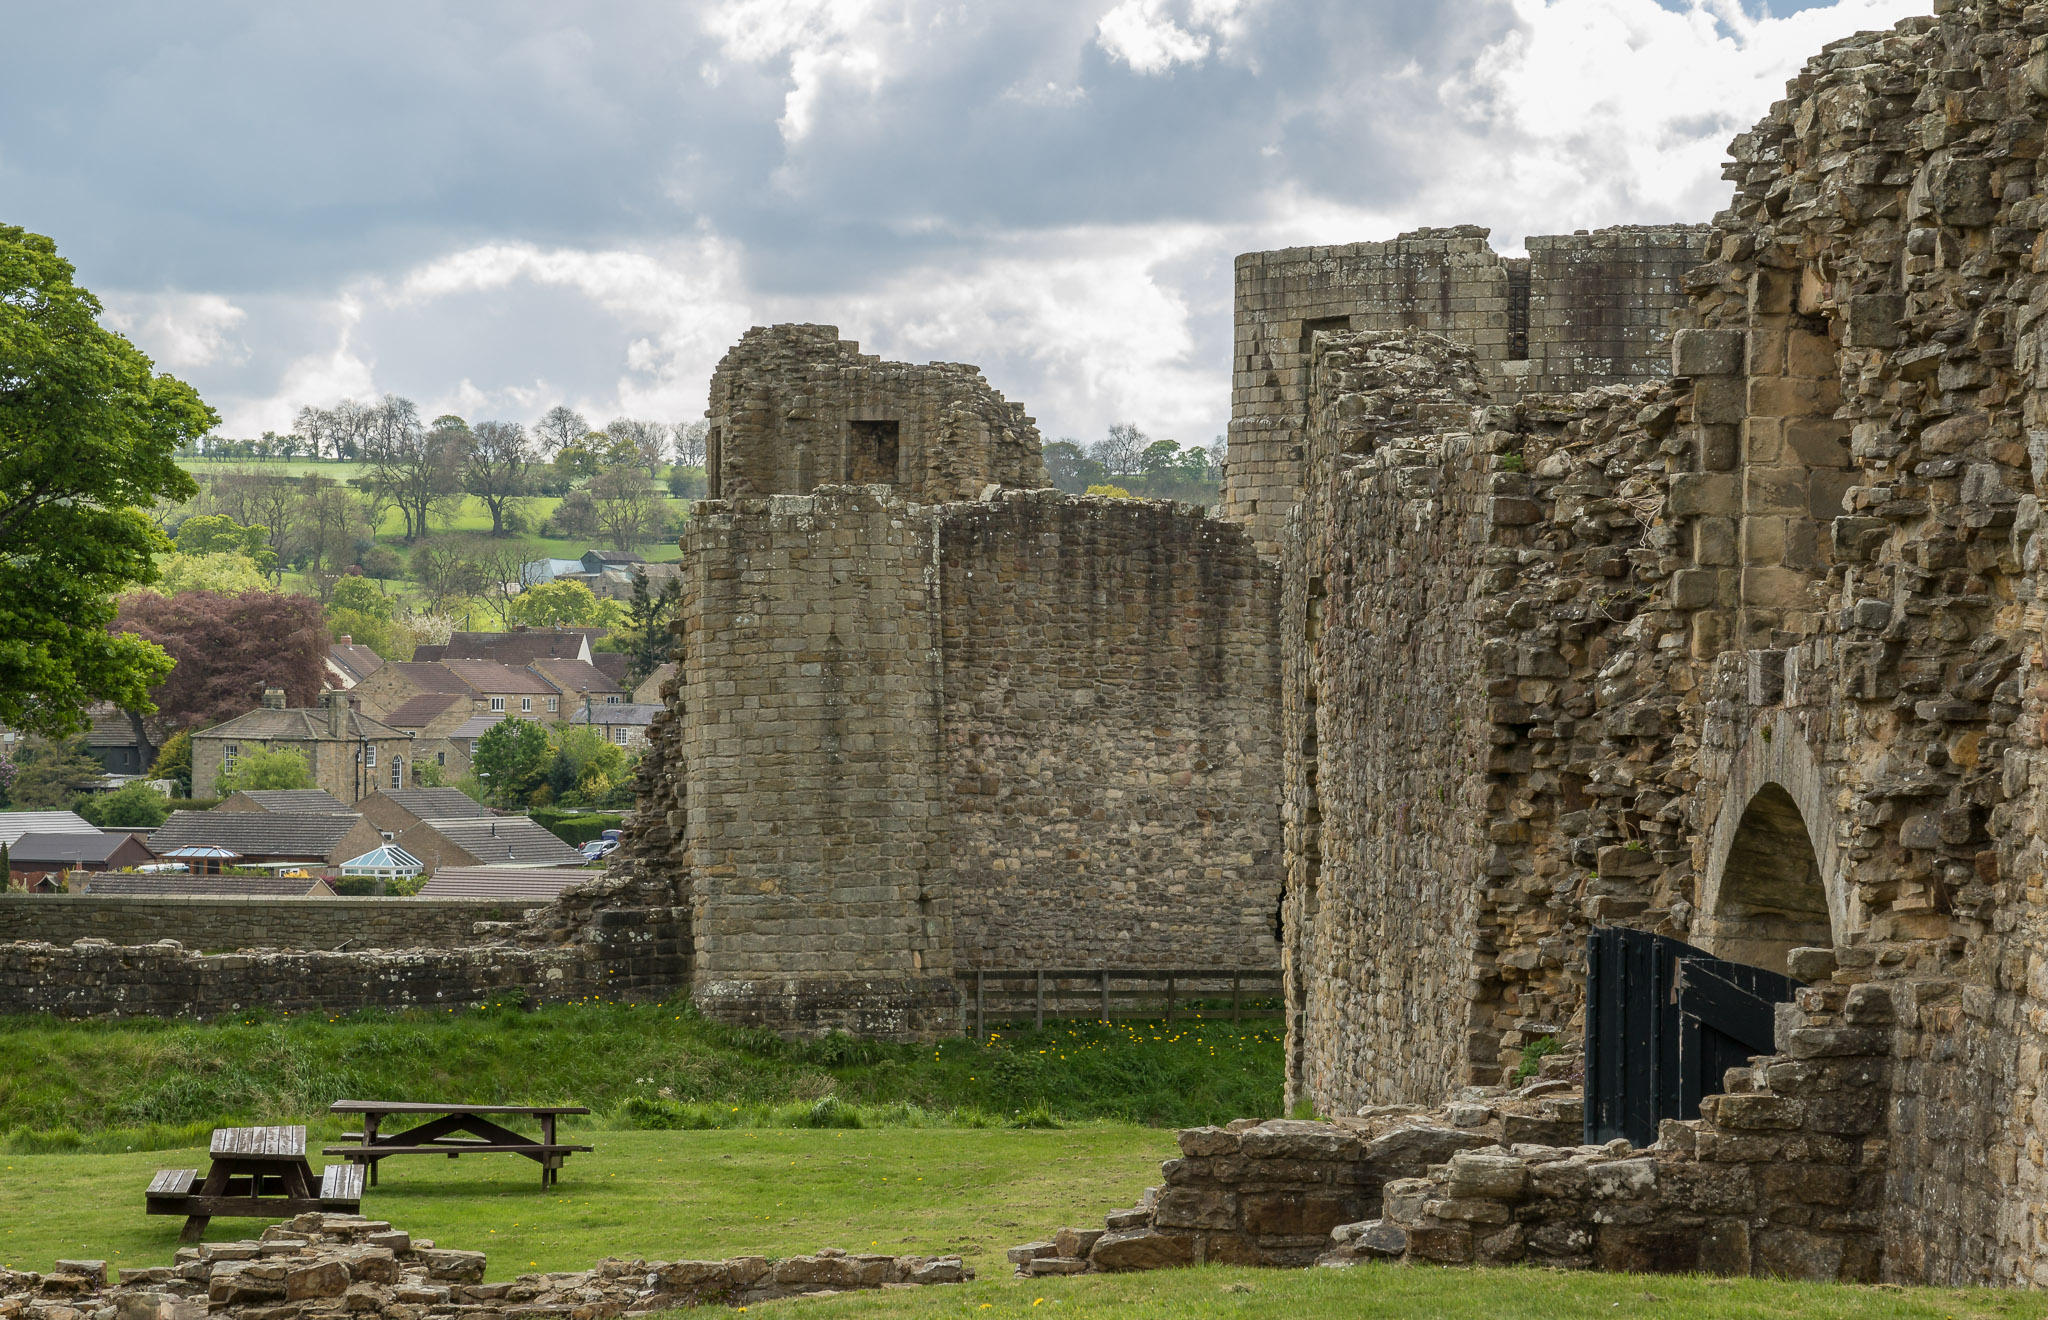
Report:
963,968,1283,1037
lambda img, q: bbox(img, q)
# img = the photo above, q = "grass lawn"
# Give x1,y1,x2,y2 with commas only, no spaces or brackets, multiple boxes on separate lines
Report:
0,1126,1173,1282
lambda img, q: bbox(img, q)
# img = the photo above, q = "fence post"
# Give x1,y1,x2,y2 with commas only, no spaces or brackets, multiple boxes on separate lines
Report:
1166,973,1176,1025
1101,969,1111,1023
1034,971,1044,1031
1231,974,1241,1023
975,969,985,1040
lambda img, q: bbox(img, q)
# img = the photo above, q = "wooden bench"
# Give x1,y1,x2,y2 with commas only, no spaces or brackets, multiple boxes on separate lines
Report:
145,1126,361,1244
324,1102,593,1188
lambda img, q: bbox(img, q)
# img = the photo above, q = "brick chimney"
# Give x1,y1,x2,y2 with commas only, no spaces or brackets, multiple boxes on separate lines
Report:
339,634,352,646
325,690,348,737
261,688,287,710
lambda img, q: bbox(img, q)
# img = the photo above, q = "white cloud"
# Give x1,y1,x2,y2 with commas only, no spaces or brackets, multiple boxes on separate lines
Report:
105,292,248,371
1095,0,1261,74
700,0,896,141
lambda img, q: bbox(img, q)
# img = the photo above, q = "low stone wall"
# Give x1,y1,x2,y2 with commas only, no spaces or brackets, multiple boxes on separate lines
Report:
2,1213,970,1319
0,894,536,952
0,880,691,1020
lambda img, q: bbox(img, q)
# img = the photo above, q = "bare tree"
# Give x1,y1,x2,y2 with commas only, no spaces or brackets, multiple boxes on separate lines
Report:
588,467,667,551
672,420,708,469
468,542,531,626
410,538,489,612
534,405,588,458
604,417,668,475
1090,422,1147,477
294,476,370,580
460,419,535,536
361,399,459,542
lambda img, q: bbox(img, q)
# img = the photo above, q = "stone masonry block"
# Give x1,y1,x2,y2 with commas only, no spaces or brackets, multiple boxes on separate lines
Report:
1672,329,1745,377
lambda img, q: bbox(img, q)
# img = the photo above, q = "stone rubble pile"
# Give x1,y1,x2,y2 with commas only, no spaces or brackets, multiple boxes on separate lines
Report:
0,1214,970,1320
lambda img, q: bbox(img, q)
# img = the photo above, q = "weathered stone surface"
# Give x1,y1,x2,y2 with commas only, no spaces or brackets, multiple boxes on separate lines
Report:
1087,1230,1196,1272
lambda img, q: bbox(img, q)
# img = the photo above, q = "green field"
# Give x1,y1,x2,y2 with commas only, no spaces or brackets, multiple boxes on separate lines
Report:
174,457,693,570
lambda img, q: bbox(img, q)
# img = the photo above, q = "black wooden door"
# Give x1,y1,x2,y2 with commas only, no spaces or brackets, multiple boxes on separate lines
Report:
1583,927,1800,1147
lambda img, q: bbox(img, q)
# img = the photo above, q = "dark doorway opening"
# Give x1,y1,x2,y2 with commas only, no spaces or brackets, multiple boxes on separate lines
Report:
1709,783,1831,975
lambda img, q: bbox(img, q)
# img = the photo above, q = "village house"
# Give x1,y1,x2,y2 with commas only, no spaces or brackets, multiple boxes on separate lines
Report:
354,787,495,839
191,690,414,804
149,809,387,872
6,831,156,890
391,814,587,874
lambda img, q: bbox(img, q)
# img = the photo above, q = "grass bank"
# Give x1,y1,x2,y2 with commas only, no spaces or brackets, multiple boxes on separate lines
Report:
0,1002,1282,1150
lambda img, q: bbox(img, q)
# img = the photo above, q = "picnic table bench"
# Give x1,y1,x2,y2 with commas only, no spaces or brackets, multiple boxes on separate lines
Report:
145,1126,362,1244
322,1101,593,1188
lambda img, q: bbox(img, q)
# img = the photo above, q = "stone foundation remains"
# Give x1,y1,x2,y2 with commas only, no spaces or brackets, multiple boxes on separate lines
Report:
4,1213,969,1319
0,894,535,953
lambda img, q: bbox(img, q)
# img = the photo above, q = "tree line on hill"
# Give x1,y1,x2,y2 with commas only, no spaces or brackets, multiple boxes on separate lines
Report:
1042,425,1223,503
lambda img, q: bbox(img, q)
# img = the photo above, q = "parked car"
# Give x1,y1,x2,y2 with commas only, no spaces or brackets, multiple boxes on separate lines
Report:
580,837,619,861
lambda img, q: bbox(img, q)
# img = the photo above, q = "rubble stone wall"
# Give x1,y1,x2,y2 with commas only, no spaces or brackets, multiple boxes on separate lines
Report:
705,323,1048,504
0,895,533,952
938,489,1282,970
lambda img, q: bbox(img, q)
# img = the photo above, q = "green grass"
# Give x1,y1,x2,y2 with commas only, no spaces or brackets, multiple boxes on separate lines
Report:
0,1126,1173,1281
0,1002,1284,1148
769,1265,2048,1319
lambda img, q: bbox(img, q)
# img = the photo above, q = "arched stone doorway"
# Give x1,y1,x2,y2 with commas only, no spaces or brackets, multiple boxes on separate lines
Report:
1700,783,1831,974
1697,710,1855,976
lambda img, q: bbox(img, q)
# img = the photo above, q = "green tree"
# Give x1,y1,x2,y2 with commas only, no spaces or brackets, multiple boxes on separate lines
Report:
0,224,213,738
214,746,315,793
174,514,278,575
78,780,170,827
508,579,629,630
471,718,552,807
5,737,104,808
619,570,682,684
549,725,631,809
149,729,192,797
141,551,275,597
327,575,393,620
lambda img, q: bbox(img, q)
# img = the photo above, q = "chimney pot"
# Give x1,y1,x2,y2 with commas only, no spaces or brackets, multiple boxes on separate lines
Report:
262,688,287,710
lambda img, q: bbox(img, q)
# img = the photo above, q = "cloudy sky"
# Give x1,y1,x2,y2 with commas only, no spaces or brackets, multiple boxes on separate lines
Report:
4,0,1927,449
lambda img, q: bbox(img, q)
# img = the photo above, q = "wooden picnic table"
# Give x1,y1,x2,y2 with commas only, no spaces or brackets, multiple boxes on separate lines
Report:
323,1101,593,1188
145,1125,363,1244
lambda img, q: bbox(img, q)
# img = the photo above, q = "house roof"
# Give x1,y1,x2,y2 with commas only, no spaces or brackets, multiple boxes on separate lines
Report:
420,629,602,666
152,810,367,858
328,642,387,683
373,789,494,821
583,549,646,565
529,658,624,696
380,693,470,730
81,874,337,898
340,845,421,874
200,704,406,742
386,662,476,695
232,789,349,813
573,703,661,728
438,659,556,695
592,652,630,683
450,714,507,741
419,866,595,901
0,811,100,848
85,706,144,749
413,816,587,868
7,832,140,865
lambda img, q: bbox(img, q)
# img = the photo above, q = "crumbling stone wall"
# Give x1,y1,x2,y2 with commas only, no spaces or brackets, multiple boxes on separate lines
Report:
705,324,1048,503
1280,0,2048,1289
939,489,1281,970
1224,225,1709,556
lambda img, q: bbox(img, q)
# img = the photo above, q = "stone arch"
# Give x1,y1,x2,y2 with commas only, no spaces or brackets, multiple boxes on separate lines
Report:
1698,709,1858,975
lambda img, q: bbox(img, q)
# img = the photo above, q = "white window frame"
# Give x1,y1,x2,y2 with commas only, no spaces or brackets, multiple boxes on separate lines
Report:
614,727,628,745
365,744,377,768
520,697,532,713
391,759,402,789
606,694,621,705
546,696,559,712
490,696,506,712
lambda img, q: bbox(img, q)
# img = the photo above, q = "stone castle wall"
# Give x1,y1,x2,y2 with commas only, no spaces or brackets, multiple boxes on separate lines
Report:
939,489,1281,971
705,324,1048,504
0,894,534,952
676,489,960,1038
1224,225,1709,557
